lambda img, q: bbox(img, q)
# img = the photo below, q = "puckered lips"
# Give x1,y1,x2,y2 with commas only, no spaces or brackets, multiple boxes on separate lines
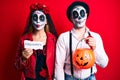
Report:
36,24,44,28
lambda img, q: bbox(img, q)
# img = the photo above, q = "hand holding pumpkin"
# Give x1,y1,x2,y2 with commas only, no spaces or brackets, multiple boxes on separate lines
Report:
85,36,96,50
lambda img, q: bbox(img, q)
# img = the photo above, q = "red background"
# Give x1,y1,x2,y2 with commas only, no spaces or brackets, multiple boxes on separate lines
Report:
0,0,120,80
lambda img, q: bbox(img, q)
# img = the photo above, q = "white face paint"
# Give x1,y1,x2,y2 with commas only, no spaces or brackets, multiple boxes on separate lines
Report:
32,10,47,30
71,6,87,28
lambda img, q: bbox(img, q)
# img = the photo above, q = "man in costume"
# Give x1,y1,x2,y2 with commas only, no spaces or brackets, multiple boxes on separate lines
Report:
55,1,109,80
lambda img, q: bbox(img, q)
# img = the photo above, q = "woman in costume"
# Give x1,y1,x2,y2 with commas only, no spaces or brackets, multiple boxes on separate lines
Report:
14,3,58,80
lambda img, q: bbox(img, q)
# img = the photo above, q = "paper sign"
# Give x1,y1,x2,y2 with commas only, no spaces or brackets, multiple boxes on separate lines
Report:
24,40,44,50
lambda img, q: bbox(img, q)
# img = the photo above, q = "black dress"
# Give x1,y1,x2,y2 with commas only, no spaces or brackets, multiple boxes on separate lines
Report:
26,46,47,80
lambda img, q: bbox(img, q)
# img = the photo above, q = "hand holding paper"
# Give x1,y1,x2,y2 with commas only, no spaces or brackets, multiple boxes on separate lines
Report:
22,40,44,59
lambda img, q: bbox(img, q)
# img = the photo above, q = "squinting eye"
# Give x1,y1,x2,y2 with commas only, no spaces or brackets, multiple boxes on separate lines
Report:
39,15,45,21
32,14,38,21
80,9,85,18
73,11,79,19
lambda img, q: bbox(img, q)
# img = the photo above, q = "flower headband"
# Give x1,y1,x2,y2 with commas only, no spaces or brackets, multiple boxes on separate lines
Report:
30,3,49,14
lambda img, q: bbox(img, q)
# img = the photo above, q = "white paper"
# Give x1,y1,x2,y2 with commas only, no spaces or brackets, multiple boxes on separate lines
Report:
24,40,44,50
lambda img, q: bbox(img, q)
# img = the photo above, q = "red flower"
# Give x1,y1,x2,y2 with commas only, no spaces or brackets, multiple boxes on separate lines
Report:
30,3,49,14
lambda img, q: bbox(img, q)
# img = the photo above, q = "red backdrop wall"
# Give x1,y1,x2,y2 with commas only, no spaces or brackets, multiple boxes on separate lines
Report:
0,0,120,80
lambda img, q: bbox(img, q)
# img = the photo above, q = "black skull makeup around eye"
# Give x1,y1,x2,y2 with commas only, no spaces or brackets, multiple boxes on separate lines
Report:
80,9,85,18
39,15,45,22
73,11,79,19
32,14,38,21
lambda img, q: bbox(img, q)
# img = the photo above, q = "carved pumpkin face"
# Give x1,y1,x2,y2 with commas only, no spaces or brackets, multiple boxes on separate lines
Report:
73,48,95,69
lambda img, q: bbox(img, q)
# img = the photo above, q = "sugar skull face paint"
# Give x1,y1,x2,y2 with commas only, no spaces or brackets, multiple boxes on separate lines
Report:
71,6,87,28
32,10,47,30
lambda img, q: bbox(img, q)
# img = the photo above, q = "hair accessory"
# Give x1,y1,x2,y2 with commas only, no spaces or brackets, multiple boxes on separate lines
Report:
30,3,49,14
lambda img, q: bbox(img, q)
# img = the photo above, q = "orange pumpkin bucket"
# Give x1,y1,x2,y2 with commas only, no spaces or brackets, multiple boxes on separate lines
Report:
73,48,95,69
